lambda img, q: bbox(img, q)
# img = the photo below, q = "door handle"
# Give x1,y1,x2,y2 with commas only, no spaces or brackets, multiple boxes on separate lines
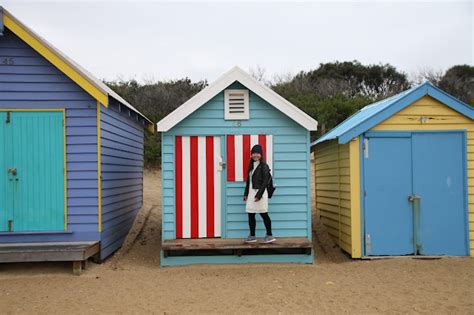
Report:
7,168,17,176
408,194,420,202
219,161,227,169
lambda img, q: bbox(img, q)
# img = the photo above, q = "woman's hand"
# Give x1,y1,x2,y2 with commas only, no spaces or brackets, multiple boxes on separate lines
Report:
243,196,247,201
254,196,261,202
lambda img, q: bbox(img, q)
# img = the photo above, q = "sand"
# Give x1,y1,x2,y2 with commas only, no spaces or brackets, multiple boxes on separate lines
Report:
0,169,473,314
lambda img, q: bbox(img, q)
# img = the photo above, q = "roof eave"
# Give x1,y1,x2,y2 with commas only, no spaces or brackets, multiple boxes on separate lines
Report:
157,66,318,132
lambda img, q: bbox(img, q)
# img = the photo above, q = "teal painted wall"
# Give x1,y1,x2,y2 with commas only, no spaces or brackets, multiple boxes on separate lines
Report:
162,82,311,240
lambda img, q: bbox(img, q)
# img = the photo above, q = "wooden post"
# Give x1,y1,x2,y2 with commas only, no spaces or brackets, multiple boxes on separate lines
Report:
81,259,88,270
72,261,82,275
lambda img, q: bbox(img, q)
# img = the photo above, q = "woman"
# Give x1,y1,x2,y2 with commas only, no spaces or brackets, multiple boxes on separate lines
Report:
243,144,276,244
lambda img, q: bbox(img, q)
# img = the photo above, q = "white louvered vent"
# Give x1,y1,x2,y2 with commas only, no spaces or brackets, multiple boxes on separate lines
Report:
224,89,249,120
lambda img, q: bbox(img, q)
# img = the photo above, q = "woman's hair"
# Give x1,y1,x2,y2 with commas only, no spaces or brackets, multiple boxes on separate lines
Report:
246,155,266,175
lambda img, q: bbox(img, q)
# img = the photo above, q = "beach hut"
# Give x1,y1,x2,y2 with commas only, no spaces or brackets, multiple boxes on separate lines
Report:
157,66,318,266
0,8,153,273
312,82,473,258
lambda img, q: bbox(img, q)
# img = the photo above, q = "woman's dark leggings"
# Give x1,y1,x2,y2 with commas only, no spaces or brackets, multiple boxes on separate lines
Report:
248,213,272,236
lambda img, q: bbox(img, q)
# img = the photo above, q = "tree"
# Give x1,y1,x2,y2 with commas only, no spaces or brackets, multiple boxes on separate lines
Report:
105,78,207,167
438,65,474,106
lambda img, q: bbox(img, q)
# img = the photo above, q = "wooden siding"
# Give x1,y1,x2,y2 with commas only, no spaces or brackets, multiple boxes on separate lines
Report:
371,95,474,256
162,82,311,240
0,29,100,242
100,101,144,259
314,140,352,253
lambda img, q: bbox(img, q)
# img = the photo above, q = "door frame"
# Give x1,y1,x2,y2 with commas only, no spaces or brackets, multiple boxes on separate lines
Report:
173,134,226,239
0,108,68,231
360,130,469,256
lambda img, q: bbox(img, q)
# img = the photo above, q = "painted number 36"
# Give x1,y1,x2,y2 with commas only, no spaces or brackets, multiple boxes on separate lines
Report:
1,58,14,65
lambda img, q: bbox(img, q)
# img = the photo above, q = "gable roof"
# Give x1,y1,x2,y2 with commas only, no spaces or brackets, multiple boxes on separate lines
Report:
1,7,152,125
312,82,474,146
156,66,318,132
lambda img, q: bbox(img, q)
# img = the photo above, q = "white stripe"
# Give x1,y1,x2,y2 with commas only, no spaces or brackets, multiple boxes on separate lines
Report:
250,134,259,151
214,136,221,237
234,135,243,182
197,136,207,238
181,136,191,238
266,135,273,173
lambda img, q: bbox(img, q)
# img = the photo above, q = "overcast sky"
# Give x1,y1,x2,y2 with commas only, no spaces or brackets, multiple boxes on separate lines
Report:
2,0,473,83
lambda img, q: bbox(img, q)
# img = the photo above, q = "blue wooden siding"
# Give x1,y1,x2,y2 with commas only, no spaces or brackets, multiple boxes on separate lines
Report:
0,29,100,242
100,100,144,259
162,82,311,240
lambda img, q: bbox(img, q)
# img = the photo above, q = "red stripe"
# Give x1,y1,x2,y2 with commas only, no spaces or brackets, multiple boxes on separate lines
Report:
206,136,215,237
227,135,235,182
258,134,267,161
190,136,199,238
242,134,251,181
175,136,183,239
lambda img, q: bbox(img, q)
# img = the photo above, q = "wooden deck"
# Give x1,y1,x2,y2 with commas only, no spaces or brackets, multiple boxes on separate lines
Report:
0,242,100,275
162,237,312,257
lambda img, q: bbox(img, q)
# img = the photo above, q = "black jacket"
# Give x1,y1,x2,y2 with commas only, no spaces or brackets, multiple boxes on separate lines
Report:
244,161,271,200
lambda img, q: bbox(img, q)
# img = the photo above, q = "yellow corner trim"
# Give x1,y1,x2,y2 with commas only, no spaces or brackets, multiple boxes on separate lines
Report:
4,13,109,107
349,137,362,258
97,102,103,232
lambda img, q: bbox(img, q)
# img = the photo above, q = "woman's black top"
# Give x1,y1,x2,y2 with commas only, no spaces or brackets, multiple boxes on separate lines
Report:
244,161,271,200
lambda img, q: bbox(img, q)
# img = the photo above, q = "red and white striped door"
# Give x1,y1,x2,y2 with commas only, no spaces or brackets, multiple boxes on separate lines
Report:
226,134,273,182
175,136,222,239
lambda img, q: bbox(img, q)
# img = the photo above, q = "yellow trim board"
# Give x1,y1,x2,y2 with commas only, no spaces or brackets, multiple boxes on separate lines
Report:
0,108,66,112
97,101,103,232
3,12,109,107
349,137,362,258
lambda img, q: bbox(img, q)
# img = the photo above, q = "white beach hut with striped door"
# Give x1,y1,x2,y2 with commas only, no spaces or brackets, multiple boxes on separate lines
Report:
157,67,318,266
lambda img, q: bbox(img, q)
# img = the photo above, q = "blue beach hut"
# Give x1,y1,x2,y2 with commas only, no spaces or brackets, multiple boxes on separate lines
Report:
0,8,153,273
312,82,473,258
157,66,318,266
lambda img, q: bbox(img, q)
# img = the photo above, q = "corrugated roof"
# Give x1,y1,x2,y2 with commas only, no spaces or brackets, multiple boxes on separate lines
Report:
312,82,474,145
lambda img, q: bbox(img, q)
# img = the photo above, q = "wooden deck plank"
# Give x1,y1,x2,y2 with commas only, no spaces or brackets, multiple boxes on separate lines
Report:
162,237,312,251
0,242,100,263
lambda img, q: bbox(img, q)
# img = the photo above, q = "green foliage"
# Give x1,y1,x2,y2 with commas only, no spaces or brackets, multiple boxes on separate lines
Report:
438,65,474,106
273,61,408,137
105,78,207,168
104,61,470,168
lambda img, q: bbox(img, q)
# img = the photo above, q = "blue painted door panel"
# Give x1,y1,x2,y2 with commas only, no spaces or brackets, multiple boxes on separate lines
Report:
412,133,467,255
2,112,65,232
364,136,414,255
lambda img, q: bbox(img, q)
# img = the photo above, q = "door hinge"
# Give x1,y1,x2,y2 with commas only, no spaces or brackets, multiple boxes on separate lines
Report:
7,220,12,232
363,138,369,158
6,111,10,124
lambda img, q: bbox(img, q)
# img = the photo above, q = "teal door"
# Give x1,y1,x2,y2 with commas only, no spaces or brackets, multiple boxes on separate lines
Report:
1,111,65,232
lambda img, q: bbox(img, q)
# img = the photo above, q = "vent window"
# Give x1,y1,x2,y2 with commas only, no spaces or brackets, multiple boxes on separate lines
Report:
224,89,249,120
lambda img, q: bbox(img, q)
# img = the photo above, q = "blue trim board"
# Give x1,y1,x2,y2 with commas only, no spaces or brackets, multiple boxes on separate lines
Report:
359,135,366,256
160,251,314,266
462,131,470,255
306,131,312,240
312,82,474,146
